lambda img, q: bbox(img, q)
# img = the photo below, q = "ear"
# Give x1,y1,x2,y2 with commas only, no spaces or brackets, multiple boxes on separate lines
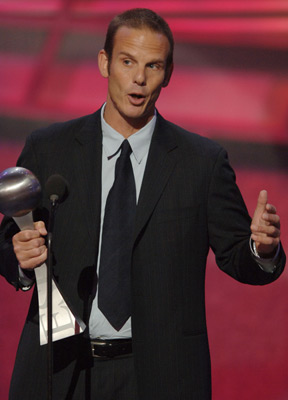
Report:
98,49,109,78
162,63,174,88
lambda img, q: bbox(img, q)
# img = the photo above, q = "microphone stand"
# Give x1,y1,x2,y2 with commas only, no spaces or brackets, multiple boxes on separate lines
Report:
47,197,58,400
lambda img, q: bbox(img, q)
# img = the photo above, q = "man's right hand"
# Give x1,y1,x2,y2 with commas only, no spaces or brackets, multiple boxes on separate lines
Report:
12,221,47,270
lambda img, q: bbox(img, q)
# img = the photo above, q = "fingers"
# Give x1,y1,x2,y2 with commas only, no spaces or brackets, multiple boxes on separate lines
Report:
251,226,280,256
12,221,47,270
252,202,280,229
251,205,280,239
251,223,280,239
16,244,48,271
262,204,280,222
251,191,281,256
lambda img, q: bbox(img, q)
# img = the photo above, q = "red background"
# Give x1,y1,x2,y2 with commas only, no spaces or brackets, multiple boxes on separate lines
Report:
0,1,288,399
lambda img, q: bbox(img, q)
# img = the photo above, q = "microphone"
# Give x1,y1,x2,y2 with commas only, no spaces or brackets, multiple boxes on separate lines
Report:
45,174,69,206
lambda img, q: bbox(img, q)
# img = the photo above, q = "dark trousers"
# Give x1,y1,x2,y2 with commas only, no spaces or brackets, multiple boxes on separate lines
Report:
53,355,138,400
51,335,139,400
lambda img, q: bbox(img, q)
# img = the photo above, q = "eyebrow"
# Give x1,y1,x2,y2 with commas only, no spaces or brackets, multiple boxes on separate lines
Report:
118,51,165,65
118,51,135,59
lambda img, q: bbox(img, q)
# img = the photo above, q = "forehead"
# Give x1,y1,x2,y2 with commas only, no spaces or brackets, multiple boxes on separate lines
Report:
112,26,170,60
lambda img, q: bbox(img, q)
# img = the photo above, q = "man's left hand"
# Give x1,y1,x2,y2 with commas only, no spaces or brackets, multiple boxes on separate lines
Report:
250,190,280,257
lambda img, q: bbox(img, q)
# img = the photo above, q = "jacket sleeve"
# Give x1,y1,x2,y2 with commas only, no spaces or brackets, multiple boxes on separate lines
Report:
207,147,285,285
0,216,21,289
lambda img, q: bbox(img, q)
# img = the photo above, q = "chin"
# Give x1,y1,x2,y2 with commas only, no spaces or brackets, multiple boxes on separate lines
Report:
122,108,147,121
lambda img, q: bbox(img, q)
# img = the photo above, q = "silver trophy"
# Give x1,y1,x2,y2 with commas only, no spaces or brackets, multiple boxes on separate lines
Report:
0,167,41,217
0,166,85,344
0,167,41,229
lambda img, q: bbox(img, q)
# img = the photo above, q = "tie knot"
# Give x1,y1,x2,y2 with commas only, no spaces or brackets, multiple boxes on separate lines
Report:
120,139,132,158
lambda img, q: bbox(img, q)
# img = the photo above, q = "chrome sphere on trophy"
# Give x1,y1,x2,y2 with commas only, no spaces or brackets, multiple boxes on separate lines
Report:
0,167,42,217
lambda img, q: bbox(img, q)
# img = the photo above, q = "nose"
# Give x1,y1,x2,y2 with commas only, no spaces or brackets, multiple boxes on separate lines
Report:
134,66,146,86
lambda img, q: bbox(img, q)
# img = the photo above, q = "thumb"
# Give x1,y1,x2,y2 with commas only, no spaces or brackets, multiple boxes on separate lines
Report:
34,221,47,236
252,190,267,224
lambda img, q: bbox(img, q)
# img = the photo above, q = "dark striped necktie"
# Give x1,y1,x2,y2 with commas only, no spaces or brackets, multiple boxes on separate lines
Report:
98,139,136,331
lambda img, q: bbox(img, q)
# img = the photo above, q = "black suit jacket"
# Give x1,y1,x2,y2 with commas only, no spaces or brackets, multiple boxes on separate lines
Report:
0,109,285,399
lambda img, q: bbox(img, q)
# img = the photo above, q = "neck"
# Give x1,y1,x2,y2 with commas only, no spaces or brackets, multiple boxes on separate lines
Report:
103,105,155,138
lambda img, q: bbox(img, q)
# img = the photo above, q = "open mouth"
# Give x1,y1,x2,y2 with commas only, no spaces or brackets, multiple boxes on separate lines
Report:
130,94,145,99
128,93,146,105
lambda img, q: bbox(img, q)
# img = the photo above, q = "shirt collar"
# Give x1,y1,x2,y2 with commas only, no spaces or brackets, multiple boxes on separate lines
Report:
101,104,156,164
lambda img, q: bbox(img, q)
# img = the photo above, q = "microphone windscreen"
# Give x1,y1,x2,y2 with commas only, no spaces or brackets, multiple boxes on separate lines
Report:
45,174,69,203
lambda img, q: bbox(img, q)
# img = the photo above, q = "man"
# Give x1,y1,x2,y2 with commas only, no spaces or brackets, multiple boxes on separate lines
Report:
0,8,285,400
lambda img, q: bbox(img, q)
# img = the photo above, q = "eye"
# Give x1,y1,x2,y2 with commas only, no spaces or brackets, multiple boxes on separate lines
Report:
148,63,157,69
123,59,132,66
148,63,163,71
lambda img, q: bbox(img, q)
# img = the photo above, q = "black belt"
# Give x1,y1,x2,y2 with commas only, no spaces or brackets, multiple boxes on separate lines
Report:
90,338,132,359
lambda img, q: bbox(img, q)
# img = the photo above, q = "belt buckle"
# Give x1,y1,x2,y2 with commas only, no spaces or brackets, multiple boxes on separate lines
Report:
91,339,109,359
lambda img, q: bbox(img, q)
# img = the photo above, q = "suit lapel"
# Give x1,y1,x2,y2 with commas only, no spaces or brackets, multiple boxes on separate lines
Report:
134,115,178,242
73,110,102,244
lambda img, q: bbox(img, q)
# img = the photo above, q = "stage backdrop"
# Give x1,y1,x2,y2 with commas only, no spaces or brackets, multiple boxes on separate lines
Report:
1,1,288,399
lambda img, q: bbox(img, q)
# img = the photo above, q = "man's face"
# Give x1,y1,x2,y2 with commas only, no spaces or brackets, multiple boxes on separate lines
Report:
98,26,172,136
